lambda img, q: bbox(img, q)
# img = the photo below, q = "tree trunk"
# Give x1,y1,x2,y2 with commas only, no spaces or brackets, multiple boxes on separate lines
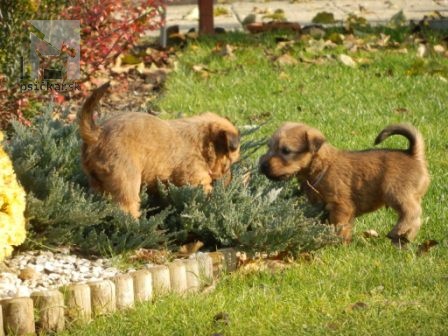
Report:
198,0,214,35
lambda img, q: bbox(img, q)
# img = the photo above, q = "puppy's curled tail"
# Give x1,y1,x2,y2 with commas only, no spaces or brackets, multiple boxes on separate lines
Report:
374,123,425,161
78,82,110,146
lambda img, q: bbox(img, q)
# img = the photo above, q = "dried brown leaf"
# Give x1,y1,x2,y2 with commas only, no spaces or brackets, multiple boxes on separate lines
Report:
326,322,340,330
376,33,391,47
417,44,428,58
434,44,446,54
417,239,438,256
129,248,170,264
363,229,379,238
394,107,409,114
346,301,369,312
213,312,230,325
275,53,299,66
192,64,211,78
357,57,372,65
213,43,236,59
339,54,357,68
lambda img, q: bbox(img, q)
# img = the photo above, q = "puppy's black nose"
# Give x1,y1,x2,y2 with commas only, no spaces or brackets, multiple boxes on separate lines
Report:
259,160,269,175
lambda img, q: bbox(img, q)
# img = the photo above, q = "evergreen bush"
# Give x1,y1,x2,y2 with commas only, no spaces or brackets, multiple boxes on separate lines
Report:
6,105,337,257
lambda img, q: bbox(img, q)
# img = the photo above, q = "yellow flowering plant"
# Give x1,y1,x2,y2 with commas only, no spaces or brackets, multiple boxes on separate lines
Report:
0,131,26,261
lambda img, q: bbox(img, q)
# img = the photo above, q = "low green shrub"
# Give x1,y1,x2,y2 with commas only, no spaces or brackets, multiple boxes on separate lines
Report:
7,108,168,255
6,105,336,257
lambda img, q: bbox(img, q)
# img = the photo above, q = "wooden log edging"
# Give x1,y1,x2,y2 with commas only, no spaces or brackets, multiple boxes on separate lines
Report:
89,280,116,316
183,258,200,293
62,283,92,325
168,261,187,294
131,270,152,303
31,289,65,333
113,274,134,310
1,297,35,335
0,304,4,336
148,265,171,296
0,251,234,335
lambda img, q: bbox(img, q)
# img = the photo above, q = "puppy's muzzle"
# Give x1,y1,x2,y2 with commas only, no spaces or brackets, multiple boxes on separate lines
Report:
259,160,270,176
259,158,282,181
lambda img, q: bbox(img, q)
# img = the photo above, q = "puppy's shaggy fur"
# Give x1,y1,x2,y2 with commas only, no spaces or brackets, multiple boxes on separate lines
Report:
259,122,430,244
79,83,240,218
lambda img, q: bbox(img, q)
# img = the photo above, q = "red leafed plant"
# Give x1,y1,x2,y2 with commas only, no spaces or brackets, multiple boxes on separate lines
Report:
61,0,166,80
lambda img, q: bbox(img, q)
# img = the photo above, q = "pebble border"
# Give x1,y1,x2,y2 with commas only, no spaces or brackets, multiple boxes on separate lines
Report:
0,249,237,335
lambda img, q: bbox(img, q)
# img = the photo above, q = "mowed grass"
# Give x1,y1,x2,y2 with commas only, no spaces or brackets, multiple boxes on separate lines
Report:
64,30,448,335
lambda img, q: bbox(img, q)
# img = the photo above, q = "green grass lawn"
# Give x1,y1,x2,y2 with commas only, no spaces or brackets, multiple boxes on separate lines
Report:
64,29,448,335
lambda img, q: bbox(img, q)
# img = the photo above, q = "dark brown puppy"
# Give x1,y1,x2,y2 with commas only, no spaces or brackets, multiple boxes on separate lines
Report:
79,83,240,218
259,122,430,245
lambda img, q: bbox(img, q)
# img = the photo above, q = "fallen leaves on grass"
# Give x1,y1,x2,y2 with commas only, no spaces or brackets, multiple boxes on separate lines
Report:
417,239,439,256
433,44,446,54
238,259,291,274
338,54,357,68
213,312,230,325
369,285,385,295
327,32,344,45
192,64,213,78
275,53,299,66
213,43,236,59
393,107,410,115
345,301,369,312
363,229,379,238
417,44,428,58
406,59,448,78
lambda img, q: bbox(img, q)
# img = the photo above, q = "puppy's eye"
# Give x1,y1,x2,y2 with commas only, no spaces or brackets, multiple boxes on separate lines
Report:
281,147,292,155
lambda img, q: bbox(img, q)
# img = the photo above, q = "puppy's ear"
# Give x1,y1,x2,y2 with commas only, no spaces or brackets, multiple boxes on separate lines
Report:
213,129,241,153
306,129,326,153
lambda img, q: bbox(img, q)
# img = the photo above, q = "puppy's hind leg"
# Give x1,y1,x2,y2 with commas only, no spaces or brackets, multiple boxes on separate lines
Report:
387,198,422,245
110,172,142,219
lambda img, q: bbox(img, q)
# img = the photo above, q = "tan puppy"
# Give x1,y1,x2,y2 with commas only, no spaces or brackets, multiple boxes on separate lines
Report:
259,122,430,245
79,83,240,218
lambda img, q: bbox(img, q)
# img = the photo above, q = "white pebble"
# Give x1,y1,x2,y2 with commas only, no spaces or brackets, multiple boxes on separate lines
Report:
15,286,31,298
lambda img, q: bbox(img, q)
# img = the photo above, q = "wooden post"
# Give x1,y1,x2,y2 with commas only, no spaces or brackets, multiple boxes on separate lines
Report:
208,251,225,277
62,283,91,325
131,270,153,303
168,261,187,294
89,280,116,316
2,297,35,335
0,304,4,336
31,290,65,333
183,259,201,293
113,274,134,310
148,265,171,296
198,0,214,35
196,253,213,283
218,248,238,272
